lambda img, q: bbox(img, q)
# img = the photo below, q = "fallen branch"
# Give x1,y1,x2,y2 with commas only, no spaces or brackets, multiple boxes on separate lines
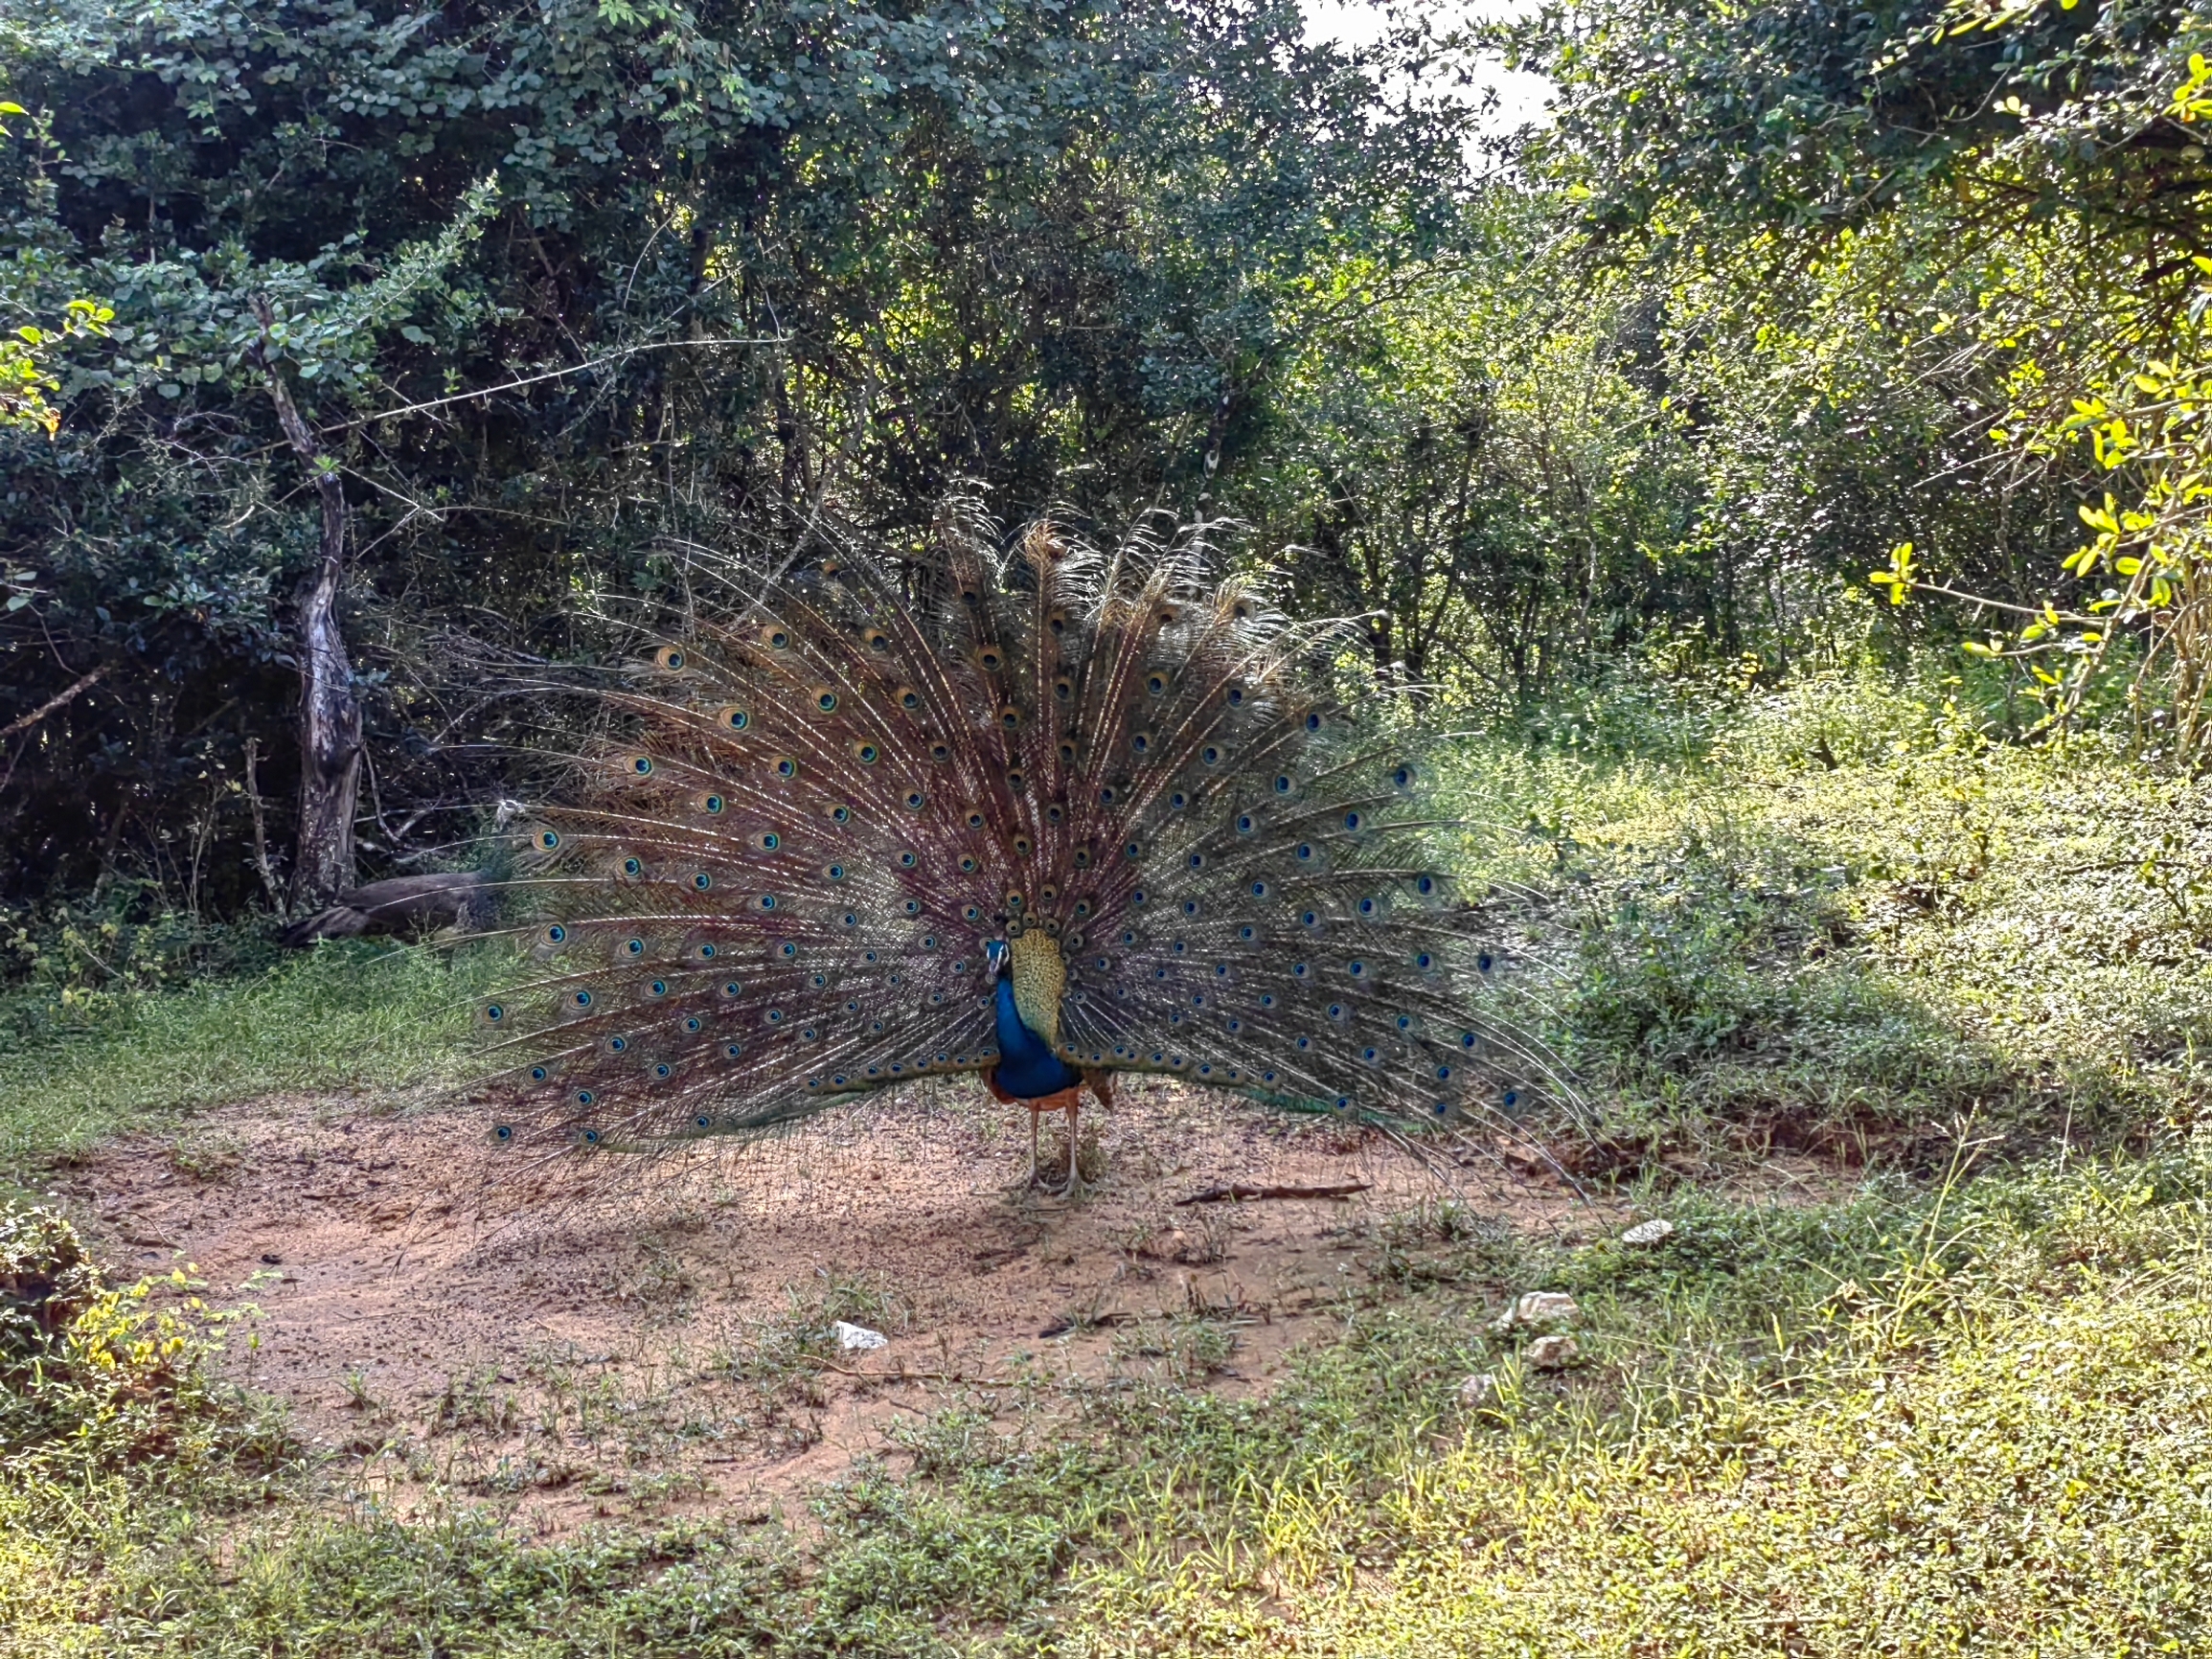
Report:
809,1359,1013,1387
1174,1180,1371,1206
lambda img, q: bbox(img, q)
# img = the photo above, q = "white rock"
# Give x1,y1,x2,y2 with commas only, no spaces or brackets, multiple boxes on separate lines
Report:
1492,1290,1580,1332
832,1320,888,1352
1526,1333,1579,1370
1621,1217,1676,1246
1457,1372,1499,1409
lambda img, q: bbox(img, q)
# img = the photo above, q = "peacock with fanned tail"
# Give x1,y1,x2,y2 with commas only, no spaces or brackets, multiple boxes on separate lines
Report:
474,503,1554,1197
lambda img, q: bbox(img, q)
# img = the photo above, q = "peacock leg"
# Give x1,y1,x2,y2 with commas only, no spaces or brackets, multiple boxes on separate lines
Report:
1027,1106,1043,1190
1061,1093,1083,1200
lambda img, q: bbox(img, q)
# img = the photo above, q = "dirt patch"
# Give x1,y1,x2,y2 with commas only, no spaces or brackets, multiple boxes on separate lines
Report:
56,1081,1597,1535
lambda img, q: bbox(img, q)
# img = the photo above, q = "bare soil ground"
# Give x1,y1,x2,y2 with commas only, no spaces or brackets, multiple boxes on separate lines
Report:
51,1081,1607,1536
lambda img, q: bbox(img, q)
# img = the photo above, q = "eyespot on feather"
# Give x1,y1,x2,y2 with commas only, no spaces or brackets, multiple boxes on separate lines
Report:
653,645,687,670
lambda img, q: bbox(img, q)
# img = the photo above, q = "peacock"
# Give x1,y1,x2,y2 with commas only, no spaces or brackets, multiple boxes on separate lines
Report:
472,501,1554,1198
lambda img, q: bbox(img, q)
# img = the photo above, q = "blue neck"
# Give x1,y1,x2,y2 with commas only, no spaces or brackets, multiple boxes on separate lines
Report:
991,977,1082,1098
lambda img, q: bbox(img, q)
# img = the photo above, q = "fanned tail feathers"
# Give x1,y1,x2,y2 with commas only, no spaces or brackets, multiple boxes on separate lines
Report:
474,501,1558,1161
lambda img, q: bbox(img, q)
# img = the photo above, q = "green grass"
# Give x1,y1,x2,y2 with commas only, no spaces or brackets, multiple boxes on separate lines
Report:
1443,667,2212,1157
7,670,2212,1653
9,1147,2211,1653
0,943,490,1174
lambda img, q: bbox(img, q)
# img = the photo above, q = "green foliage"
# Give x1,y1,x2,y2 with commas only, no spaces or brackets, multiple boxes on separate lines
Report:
0,0,1477,912
1511,0,2212,761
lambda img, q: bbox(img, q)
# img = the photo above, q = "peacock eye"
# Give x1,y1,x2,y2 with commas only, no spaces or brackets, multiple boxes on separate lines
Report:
536,830,561,851
623,856,643,876
702,795,724,814
655,647,686,670
630,756,653,775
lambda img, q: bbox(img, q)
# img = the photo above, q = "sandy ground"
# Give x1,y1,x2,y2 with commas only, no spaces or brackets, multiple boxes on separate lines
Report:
55,1081,1609,1535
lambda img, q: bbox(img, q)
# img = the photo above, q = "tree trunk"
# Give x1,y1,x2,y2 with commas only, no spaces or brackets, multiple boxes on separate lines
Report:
251,308,360,907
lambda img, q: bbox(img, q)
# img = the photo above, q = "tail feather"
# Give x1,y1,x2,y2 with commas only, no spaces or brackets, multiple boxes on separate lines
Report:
472,502,1566,1163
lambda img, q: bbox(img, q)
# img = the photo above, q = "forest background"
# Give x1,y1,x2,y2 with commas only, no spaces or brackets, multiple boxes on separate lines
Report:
6,0,2206,952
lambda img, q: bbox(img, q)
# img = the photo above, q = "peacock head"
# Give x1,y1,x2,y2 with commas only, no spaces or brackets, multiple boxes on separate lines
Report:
982,939,1010,981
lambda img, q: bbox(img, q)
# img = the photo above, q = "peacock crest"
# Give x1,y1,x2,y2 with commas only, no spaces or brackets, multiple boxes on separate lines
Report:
473,499,1551,1165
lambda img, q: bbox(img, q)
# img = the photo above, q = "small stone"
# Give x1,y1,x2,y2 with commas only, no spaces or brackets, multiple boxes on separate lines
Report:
1526,1333,1579,1370
832,1320,888,1352
1620,1217,1675,1246
1457,1372,1499,1409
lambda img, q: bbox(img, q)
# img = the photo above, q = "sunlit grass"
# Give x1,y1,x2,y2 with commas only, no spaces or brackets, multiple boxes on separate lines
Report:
0,943,493,1176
